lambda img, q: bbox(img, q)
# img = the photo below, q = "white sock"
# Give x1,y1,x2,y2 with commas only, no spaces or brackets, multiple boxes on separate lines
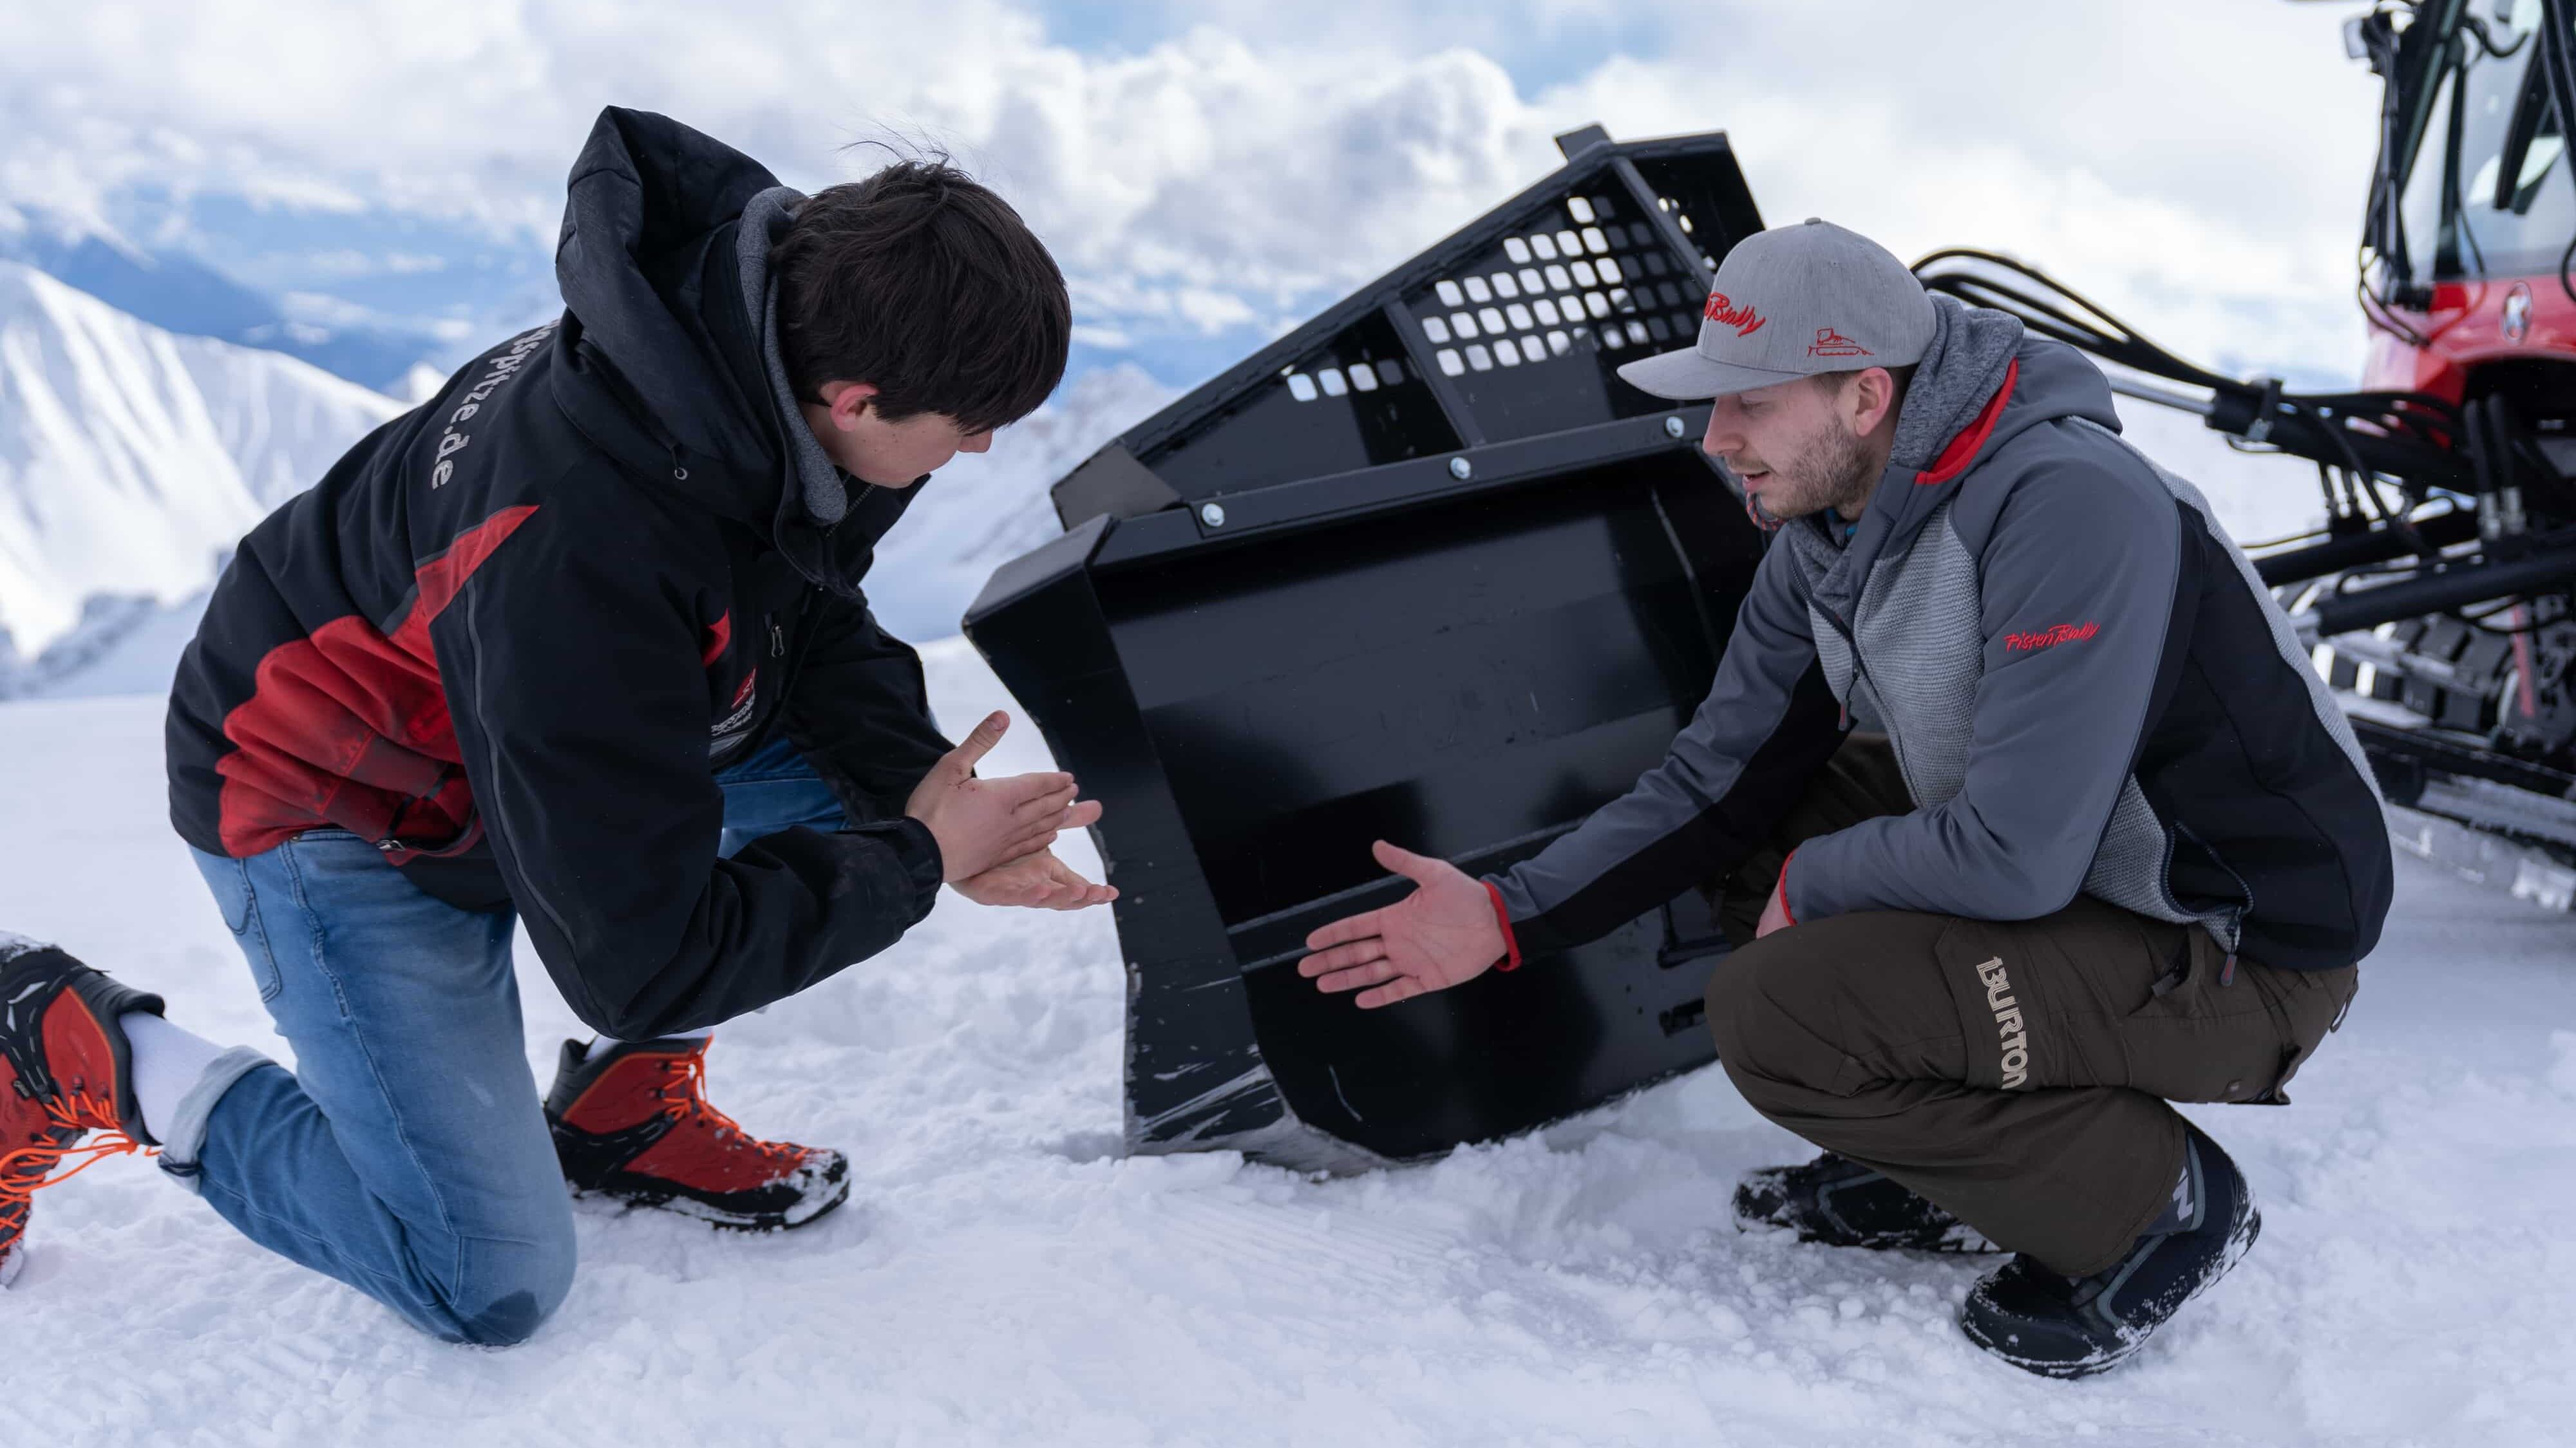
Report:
585,1026,714,1062
120,1013,231,1145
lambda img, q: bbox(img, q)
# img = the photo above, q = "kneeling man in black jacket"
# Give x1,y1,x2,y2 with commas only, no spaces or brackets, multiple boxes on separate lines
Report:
0,108,1105,1344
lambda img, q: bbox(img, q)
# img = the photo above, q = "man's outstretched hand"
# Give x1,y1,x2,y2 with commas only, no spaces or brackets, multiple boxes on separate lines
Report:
1296,841,1504,1009
904,711,1103,883
952,848,1116,910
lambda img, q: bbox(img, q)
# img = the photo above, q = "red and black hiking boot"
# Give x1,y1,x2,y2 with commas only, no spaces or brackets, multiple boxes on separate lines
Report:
543,1036,848,1231
1,937,164,1288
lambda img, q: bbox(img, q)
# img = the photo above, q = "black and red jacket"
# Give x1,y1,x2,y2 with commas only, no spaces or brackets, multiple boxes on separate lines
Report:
166,109,955,1037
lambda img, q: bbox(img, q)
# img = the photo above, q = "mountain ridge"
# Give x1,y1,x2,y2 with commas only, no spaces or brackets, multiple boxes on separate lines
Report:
0,259,403,691
0,200,453,390
2,259,1175,697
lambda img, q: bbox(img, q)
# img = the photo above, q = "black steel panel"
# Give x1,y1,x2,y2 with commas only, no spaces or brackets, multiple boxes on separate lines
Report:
1101,461,1725,926
965,522,1289,1150
1145,310,1461,503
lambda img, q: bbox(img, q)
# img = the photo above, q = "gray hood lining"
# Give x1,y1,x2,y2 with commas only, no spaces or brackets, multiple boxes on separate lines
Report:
736,184,850,528
1887,294,2026,477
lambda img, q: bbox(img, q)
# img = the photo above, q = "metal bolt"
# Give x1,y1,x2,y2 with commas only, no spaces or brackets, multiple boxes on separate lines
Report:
1199,502,1227,528
1448,456,1473,480
1663,416,1687,439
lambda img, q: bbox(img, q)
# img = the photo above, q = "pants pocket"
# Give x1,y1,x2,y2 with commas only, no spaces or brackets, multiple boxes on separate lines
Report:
197,852,283,1002
2249,964,2361,1102
2117,931,2293,1104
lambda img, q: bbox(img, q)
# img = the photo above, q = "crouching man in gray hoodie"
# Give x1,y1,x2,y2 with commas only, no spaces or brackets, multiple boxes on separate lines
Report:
1296,219,2392,1378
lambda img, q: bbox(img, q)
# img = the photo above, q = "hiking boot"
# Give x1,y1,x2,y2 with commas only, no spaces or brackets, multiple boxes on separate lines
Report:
1734,1151,1998,1253
1,939,164,1286
1961,1123,2259,1378
544,1037,848,1231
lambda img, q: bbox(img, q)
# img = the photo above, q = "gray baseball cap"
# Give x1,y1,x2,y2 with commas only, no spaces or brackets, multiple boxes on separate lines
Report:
1617,218,1936,400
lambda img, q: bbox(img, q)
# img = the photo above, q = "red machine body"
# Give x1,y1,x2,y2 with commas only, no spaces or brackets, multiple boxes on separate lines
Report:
2363,276,2576,397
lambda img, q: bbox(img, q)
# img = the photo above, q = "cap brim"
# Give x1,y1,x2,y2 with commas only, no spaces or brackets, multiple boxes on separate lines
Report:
1615,345,1810,401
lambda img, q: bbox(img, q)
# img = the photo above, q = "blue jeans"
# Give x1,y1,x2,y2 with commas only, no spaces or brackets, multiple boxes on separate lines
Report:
178,738,850,1345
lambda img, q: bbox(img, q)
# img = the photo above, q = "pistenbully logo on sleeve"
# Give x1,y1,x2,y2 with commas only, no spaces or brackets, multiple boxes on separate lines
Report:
1974,956,2031,1088
2004,621,2100,653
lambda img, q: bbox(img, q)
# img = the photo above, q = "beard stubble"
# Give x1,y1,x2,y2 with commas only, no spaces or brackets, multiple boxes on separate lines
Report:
1745,412,1879,529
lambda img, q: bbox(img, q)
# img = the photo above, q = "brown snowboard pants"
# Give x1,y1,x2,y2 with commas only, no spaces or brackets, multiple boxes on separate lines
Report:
1701,734,2359,1276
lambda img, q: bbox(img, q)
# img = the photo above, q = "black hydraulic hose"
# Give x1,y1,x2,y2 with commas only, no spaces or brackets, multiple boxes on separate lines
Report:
2254,507,2480,585
2541,0,2576,303
2310,548,2576,635
1911,248,2230,389
1909,250,2465,464
2356,5,2425,331
1917,251,2452,430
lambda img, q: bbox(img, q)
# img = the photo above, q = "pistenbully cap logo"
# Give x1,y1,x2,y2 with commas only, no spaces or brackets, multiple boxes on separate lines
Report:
1703,291,1766,337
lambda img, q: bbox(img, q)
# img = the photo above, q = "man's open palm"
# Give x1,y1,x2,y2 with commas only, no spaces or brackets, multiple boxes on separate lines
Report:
904,711,1102,882
1297,841,1504,1009
952,847,1115,910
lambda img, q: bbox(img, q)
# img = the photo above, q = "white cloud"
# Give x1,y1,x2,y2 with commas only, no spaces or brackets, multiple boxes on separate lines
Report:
0,0,2392,383
1519,1,2384,376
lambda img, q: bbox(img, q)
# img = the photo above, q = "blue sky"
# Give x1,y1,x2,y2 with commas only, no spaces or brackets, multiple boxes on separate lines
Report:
0,1,2385,397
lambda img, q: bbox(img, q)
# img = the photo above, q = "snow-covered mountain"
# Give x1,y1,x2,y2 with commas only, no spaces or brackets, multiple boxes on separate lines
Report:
0,264,1170,698
0,259,403,693
0,200,456,391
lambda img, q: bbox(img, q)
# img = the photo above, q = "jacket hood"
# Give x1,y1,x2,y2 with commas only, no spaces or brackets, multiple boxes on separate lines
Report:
552,106,921,597
1795,296,2121,622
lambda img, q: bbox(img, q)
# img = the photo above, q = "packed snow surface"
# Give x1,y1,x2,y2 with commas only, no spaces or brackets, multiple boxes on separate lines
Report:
1,644,2571,1447
0,277,2545,1440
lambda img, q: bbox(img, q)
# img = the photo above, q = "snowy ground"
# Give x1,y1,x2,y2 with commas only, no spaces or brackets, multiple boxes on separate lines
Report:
1,639,2573,1447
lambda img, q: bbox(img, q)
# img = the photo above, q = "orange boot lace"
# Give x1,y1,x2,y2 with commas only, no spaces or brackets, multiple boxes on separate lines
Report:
0,1090,156,1210
654,1052,807,1175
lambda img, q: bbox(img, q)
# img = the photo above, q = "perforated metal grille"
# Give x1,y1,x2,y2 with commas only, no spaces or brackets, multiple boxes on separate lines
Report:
1412,193,1704,386
1111,130,1763,508
1145,311,1455,498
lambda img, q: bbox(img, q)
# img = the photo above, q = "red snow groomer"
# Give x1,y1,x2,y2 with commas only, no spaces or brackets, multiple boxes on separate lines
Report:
1920,0,2576,861
969,0,2576,1170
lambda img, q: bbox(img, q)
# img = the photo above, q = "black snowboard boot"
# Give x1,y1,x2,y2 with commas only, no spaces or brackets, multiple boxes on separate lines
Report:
1733,1151,1998,1253
1961,1122,2259,1378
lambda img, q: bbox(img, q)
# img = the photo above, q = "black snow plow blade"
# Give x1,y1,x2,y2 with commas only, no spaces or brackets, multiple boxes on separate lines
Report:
965,126,1770,1169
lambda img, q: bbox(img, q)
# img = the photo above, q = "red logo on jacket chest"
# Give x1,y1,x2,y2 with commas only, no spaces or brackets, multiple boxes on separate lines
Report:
2005,621,2100,653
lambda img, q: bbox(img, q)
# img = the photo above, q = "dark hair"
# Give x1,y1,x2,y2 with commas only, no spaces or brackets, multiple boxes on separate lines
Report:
772,162,1070,435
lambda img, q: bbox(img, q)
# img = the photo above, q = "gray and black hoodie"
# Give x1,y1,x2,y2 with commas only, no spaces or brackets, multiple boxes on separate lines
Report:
1489,297,2394,973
